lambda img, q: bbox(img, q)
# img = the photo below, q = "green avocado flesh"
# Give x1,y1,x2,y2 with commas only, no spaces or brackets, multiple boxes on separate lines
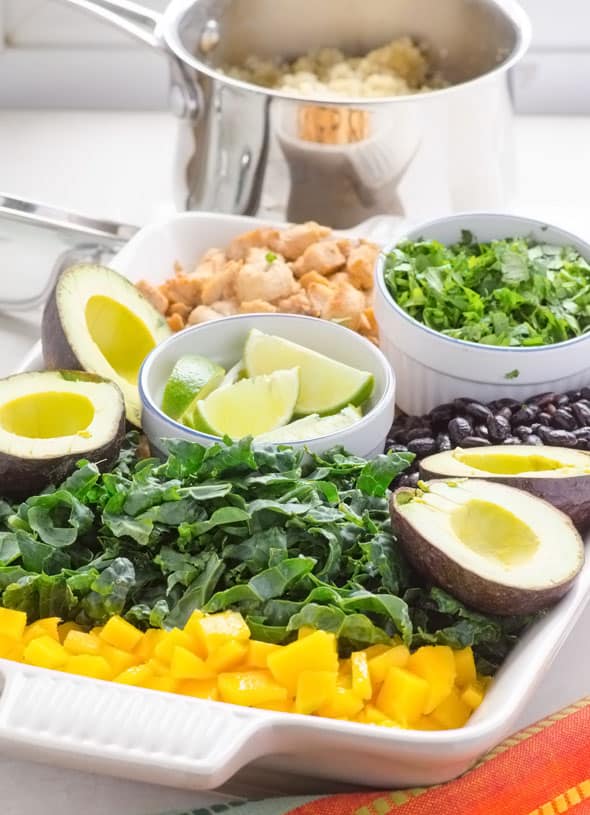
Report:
85,295,156,385
0,391,95,438
450,498,539,566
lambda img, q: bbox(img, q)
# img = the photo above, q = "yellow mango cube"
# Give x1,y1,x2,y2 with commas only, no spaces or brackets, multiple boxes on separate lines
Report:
297,627,315,640
23,636,68,670
146,658,169,677
364,644,391,660
0,634,23,661
0,608,26,641
407,646,456,714
206,640,248,673
100,615,143,652
154,629,196,664
64,655,113,681
263,699,293,713
218,670,288,708
114,665,153,686
461,684,484,711
177,678,218,700
134,628,166,662
63,630,101,656
192,611,250,655
454,647,477,688
376,667,429,726
431,688,472,729
99,642,139,675
170,646,214,680
295,670,338,715
362,704,389,725
24,617,60,644
58,621,82,643
267,630,338,696
143,675,178,693
414,715,442,731
317,687,364,719
368,645,410,688
351,651,372,701
245,640,281,669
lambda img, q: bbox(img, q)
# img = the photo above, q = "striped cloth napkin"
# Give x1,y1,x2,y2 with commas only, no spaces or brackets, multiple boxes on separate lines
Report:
163,697,590,815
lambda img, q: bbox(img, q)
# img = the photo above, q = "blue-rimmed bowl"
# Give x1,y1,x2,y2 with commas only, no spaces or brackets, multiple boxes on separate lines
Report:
374,212,590,415
139,313,395,457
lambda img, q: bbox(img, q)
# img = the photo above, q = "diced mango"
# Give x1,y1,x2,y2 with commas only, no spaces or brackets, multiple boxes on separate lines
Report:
245,640,281,669
64,630,102,656
351,651,372,701
0,634,23,661
364,644,391,660
431,688,472,729
99,642,139,675
317,687,364,719
23,636,68,670
218,670,288,708
191,610,250,655
24,617,60,644
146,658,169,677
58,621,82,643
100,615,143,652
462,684,484,711
297,626,315,640
368,645,410,688
134,628,166,662
295,670,338,715
376,667,429,726
0,608,27,640
154,629,196,664
267,630,338,695
170,646,214,680
362,704,389,725
414,715,442,731
64,655,113,681
263,699,293,713
407,646,456,714
454,647,477,688
177,678,218,700
143,675,178,693
206,640,248,673
114,665,153,686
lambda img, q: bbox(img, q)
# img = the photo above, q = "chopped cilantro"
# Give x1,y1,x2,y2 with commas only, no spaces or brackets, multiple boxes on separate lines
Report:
265,251,278,264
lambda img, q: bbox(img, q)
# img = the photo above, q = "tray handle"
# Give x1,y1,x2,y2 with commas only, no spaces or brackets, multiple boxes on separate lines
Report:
0,663,269,788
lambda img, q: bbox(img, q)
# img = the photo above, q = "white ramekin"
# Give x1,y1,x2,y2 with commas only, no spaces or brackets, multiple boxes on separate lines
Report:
139,313,395,458
374,212,590,415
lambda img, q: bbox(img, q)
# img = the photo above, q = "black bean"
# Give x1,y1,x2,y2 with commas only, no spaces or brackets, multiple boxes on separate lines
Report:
407,472,421,487
475,424,489,438
407,437,437,456
397,474,411,487
581,387,590,401
491,398,521,411
460,436,491,447
503,436,522,445
575,427,590,441
546,404,557,416
557,394,570,407
567,390,582,402
531,422,542,433
538,427,577,447
515,425,532,440
552,408,577,431
388,443,410,453
448,417,473,445
529,392,558,408
453,397,475,413
523,434,543,446
465,402,493,421
436,433,452,452
512,405,538,426
430,403,456,428
486,413,511,442
538,411,553,425
406,426,434,443
498,406,513,421
573,401,590,426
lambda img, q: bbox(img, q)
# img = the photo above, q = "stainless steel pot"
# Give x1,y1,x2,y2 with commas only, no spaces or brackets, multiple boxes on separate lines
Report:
62,0,530,228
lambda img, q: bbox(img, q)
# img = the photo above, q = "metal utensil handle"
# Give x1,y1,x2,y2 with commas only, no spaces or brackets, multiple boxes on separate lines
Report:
58,0,163,48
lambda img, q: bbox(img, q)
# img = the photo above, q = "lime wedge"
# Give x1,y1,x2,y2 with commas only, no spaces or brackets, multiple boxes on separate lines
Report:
162,354,225,422
194,368,300,438
244,329,374,416
255,405,362,443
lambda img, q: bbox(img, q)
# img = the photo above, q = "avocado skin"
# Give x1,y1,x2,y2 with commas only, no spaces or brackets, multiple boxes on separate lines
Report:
419,463,590,532
41,279,82,372
390,488,579,616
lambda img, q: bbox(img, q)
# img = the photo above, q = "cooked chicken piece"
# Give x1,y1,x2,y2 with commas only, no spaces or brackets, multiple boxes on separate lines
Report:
347,243,379,290
362,306,378,336
307,281,335,317
169,302,191,320
293,240,347,277
211,299,238,316
239,299,278,314
299,270,331,290
167,312,185,331
235,258,298,303
136,280,169,315
201,259,241,305
323,281,366,331
227,228,280,260
193,248,226,274
277,291,316,316
329,271,352,287
269,222,331,261
337,238,358,259
161,275,202,308
187,304,223,325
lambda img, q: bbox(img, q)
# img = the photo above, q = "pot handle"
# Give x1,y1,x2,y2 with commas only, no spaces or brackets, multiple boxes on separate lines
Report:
59,0,163,49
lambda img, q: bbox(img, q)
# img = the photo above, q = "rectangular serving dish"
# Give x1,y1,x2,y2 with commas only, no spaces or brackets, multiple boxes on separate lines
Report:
5,211,590,791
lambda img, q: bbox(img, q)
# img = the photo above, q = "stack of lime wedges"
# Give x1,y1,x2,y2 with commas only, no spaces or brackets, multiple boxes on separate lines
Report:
161,329,374,442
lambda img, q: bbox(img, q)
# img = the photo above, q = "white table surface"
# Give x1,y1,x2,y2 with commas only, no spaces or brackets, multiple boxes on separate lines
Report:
0,110,590,814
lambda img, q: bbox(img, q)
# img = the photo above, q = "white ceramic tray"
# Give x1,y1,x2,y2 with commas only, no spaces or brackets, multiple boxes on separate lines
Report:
4,211,590,791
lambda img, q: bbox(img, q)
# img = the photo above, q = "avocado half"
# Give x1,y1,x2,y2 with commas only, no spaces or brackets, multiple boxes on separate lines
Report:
42,264,171,427
390,479,584,616
420,445,590,530
0,370,126,499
